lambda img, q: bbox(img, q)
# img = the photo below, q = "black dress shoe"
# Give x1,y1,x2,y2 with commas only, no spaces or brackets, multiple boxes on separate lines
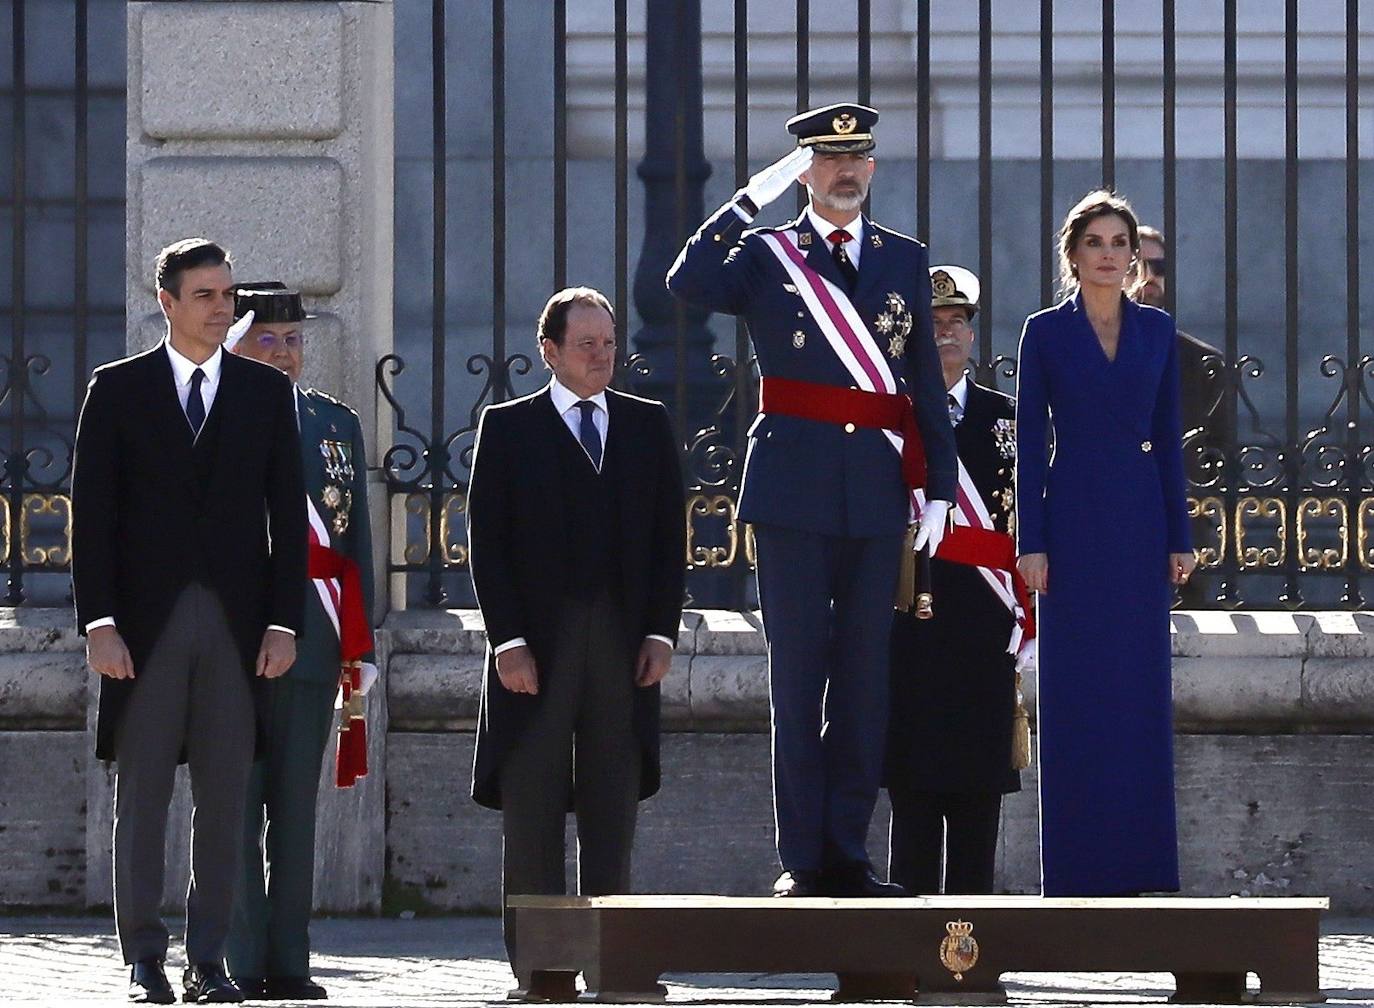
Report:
128,959,176,1004
263,976,328,1000
825,862,909,897
231,978,266,1000
772,869,823,897
182,963,244,1004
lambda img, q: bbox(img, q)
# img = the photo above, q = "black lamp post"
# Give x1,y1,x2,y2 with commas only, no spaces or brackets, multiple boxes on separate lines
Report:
631,0,715,435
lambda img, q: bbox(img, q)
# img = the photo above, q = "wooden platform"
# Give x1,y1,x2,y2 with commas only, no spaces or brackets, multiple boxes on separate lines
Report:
508,894,1327,1003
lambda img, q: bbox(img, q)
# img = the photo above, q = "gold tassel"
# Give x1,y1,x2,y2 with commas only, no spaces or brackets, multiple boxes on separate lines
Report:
1011,671,1031,770
894,522,918,612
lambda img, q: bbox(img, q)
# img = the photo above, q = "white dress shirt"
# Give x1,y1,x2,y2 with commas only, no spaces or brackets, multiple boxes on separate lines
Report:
947,374,969,426
165,339,223,432
85,340,294,637
548,376,609,469
806,205,863,269
493,377,674,657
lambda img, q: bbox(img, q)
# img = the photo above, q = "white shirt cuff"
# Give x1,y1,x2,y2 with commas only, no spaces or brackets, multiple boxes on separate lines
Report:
85,617,116,633
494,637,527,656
646,634,674,649
267,624,296,637
730,203,753,223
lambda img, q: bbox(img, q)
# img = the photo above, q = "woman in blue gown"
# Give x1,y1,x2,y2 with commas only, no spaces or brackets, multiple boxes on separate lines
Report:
1015,191,1196,896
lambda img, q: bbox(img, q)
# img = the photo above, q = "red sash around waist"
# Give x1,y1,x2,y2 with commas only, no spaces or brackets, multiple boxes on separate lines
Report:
759,376,928,490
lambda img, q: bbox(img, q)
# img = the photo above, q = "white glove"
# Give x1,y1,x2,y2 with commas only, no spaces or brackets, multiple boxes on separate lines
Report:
912,499,951,556
224,309,254,351
1015,641,1037,676
737,148,813,216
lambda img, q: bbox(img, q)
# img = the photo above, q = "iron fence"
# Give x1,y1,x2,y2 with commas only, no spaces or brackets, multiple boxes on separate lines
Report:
3,1,1371,612
1,0,124,605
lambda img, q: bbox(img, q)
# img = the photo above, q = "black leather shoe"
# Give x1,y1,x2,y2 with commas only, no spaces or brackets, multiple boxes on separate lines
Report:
128,959,175,1004
772,869,823,897
825,862,909,897
182,963,244,1003
263,976,328,1000
231,978,266,1000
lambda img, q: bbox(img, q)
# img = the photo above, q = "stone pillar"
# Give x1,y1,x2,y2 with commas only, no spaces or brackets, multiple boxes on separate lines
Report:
90,0,395,913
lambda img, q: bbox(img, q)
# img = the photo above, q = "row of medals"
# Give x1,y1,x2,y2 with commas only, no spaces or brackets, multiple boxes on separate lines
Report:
320,440,354,537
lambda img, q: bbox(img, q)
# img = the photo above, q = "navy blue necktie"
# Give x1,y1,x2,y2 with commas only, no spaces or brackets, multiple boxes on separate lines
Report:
574,400,602,470
186,368,207,436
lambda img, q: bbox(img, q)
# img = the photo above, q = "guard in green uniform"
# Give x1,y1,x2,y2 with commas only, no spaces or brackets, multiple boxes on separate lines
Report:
224,284,376,1001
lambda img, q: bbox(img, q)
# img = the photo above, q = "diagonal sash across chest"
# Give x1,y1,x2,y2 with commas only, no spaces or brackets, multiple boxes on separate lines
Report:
761,230,1034,651
758,230,927,496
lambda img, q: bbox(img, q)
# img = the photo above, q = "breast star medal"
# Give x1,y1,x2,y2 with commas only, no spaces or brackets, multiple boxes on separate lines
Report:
938,920,980,982
875,291,913,359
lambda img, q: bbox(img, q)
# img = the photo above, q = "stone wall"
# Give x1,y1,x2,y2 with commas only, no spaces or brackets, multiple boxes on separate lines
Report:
3,607,1371,914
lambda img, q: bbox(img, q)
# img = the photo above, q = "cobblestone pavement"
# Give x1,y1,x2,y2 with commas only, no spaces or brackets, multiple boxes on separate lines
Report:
2,915,1371,1007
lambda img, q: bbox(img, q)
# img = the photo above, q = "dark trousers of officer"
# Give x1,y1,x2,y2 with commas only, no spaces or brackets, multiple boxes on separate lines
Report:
888,788,1002,895
753,523,904,873
113,583,256,966
500,596,641,964
227,678,336,980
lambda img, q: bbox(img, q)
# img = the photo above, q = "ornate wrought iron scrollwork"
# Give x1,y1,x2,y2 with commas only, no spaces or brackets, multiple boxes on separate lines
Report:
685,494,737,568
1187,496,1226,568
1296,496,1347,570
1236,496,1287,569
0,349,80,600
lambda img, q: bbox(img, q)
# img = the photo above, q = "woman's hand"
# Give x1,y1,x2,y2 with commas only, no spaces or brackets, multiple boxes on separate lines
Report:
1017,553,1049,593
1171,551,1197,586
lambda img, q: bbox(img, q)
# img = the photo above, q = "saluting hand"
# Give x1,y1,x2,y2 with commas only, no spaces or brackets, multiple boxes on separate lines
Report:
1018,553,1049,594
496,644,539,695
634,637,673,688
256,628,296,679
739,148,813,213
87,625,135,680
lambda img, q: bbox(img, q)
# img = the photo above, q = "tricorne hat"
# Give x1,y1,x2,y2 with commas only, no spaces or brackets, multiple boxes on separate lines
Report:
929,265,980,318
233,282,315,325
785,102,878,154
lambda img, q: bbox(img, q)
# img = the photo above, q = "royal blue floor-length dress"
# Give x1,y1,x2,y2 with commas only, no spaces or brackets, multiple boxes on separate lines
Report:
1015,292,1192,896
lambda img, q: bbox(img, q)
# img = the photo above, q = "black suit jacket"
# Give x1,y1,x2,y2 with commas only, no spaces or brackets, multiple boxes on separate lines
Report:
887,382,1021,796
466,385,686,810
72,343,307,759
1177,329,1231,450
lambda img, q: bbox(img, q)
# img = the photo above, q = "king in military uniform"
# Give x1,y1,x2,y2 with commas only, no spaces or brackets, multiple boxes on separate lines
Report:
224,284,377,1001
886,266,1032,896
668,104,958,897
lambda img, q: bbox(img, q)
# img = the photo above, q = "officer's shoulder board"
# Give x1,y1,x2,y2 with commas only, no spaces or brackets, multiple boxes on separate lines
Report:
303,387,361,424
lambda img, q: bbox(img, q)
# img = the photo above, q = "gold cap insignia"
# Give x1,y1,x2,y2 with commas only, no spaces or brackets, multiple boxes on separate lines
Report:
931,270,956,299
833,112,857,135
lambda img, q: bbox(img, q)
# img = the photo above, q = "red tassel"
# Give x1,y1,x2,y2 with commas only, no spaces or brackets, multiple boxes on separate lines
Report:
334,666,365,788
348,716,368,780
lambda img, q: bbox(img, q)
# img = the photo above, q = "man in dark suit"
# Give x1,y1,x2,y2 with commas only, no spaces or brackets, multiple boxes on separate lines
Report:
668,104,957,897
1132,225,1227,606
886,266,1023,895
72,239,307,1005
224,284,376,1001
1132,225,1231,450
466,287,685,992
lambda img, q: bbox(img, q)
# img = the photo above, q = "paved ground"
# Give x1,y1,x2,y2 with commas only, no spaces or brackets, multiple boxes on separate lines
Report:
2,915,1372,1007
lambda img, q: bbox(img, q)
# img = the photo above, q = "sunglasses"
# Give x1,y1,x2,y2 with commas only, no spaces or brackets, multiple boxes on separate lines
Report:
1141,257,1167,278
252,333,303,349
